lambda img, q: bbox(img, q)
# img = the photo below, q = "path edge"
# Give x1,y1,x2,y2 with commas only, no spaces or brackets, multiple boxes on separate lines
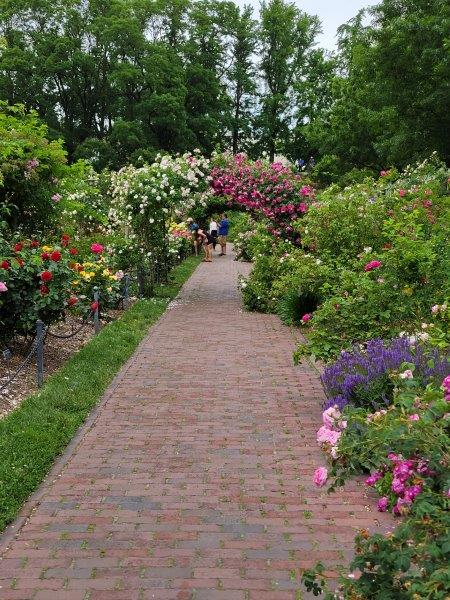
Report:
0,262,199,554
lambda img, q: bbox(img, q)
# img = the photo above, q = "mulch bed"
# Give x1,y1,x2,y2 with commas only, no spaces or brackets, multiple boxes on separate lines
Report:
0,307,130,419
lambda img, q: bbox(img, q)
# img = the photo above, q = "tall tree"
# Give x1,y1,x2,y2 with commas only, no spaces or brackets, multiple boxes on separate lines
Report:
257,0,320,161
227,5,257,154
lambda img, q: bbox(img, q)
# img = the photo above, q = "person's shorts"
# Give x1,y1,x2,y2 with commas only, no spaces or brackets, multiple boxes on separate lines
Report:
219,235,227,245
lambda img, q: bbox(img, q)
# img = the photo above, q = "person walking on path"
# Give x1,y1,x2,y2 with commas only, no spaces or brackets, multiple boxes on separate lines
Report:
196,228,214,262
209,216,219,250
186,217,200,255
218,213,230,256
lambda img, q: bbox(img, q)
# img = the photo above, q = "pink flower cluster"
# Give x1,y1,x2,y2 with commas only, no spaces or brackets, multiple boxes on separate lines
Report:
316,405,346,459
364,260,382,272
366,453,430,515
443,375,450,402
211,155,314,243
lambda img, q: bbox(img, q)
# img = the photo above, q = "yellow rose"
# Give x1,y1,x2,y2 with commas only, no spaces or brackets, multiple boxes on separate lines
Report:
42,245,53,253
102,269,111,276
72,280,79,286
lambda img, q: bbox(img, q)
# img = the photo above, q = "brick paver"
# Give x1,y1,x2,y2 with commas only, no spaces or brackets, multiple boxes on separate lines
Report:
0,252,391,599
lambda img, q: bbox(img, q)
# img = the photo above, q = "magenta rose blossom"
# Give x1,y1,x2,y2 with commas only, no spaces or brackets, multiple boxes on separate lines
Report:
364,260,382,272
301,313,311,323
313,467,328,487
391,478,405,495
377,497,389,512
91,243,104,254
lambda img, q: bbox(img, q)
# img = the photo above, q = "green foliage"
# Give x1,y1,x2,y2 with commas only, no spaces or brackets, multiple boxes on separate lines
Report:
305,0,450,171
0,103,67,232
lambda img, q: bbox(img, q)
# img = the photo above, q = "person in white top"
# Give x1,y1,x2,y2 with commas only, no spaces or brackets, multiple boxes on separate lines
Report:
209,217,218,250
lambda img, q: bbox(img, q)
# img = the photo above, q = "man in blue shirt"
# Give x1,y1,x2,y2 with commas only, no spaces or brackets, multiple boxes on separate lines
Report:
218,213,230,256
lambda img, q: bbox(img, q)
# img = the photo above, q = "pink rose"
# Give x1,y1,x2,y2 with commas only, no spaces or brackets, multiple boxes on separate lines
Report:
0,281,7,292
313,467,328,487
322,406,341,427
398,189,406,197
377,497,389,512
408,414,420,421
51,193,61,203
399,369,414,380
91,243,104,254
301,313,311,323
316,426,341,447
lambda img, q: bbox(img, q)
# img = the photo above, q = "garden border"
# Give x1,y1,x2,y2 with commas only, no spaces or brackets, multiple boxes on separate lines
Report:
0,255,201,545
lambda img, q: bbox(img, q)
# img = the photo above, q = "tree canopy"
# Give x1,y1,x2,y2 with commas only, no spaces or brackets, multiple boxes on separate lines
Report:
0,0,448,173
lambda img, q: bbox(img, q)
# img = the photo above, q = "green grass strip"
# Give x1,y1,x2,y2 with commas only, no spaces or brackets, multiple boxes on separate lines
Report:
0,255,201,532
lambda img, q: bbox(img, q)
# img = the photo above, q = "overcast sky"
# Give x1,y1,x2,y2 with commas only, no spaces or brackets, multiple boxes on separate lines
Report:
236,0,373,51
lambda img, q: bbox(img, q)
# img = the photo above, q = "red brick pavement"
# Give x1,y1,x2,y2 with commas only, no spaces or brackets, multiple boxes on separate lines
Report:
0,251,392,599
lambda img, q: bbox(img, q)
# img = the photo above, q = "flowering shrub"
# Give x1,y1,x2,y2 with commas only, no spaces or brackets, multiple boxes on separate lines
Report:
211,152,314,243
108,151,213,270
0,236,122,340
0,103,67,232
306,376,450,599
322,337,449,411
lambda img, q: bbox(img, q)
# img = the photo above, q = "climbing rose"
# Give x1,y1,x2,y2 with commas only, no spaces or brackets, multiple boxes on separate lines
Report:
41,270,53,282
30,240,40,248
313,467,328,487
50,250,62,262
13,242,23,252
0,281,7,292
0,260,10,270
61,234,70,241
40,284,49,295
41,252,50,260
301,313,311,323
91,243,104,254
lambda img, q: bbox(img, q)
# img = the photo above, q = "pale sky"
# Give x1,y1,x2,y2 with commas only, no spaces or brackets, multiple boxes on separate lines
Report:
236,0,373,51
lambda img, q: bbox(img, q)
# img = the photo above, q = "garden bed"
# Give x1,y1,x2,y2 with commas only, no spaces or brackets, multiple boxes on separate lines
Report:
0,306,137,419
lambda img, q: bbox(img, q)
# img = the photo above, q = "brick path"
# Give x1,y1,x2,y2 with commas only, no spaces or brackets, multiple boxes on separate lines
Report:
0,251,391,599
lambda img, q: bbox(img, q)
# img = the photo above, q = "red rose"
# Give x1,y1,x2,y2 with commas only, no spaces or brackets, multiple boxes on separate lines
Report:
13,242,23,252
0,260,10,270
61,234,70,241
41,252,50,260
50,251,62,262
69,247,78,256
40,284,49,295
41,270,53,282
91,301,99,311
68,296,78,306
61,240,69,248
30,240,40,248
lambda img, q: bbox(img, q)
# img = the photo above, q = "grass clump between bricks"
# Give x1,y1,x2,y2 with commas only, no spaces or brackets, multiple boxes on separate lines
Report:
0,255,201,532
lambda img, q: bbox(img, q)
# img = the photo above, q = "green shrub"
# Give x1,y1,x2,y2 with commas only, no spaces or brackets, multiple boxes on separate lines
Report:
0,103,67,233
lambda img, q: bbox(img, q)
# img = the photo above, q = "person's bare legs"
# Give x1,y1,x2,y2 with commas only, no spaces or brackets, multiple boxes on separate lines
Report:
221,237,227,255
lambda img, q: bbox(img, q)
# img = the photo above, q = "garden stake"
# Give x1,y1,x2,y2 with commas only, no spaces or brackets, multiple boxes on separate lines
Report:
93,290,101,334
36,320,44,388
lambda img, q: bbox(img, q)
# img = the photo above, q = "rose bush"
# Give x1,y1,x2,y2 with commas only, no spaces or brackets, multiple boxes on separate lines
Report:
0,236,122,341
